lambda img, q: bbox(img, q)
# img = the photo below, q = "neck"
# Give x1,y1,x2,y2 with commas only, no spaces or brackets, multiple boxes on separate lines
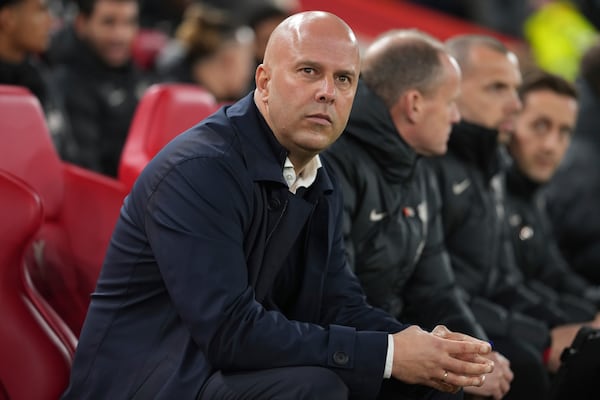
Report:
287,153,315,175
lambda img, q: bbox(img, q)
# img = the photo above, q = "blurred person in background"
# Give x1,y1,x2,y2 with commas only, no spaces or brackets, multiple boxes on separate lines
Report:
428,34,560,398
324,29,514,400
0,0,68,149
0,0,52,100
432,33,600,388
546,41,600,285
156,3,254,103
52,0,150,177
524,0,598,82
247,0,295,66
504,70,600,371
506,70,600,309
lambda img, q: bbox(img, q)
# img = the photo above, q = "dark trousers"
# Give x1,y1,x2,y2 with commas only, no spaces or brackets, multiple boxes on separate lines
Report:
493,337,551,400
199,366,463,400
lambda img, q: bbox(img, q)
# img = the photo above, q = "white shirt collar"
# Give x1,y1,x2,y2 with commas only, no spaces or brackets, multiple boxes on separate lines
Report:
283,156,322,194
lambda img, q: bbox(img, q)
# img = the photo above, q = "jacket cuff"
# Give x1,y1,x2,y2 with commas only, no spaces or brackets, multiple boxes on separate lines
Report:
327,325,389,400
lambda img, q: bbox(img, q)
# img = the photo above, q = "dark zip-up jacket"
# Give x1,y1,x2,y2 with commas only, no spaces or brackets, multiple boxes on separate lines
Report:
505,164,599,317
324,81,486,339
62,93,406,400
52,32,150,177
546,78,600,284
428,121,560,351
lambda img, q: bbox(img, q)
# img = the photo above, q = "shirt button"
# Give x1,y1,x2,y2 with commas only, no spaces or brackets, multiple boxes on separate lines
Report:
332,351,349,366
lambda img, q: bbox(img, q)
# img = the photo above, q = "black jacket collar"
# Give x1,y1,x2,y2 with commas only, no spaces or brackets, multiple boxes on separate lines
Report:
506,163,542,201
0,57,47,103
448,120,501,181
343,80,418,183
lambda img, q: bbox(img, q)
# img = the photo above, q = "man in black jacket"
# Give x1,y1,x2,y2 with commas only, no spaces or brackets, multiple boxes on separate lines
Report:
506,70,600,312
428,34,566,398
545,42,600,285
53,0,150,177
325,30,512,400
0,0,68,150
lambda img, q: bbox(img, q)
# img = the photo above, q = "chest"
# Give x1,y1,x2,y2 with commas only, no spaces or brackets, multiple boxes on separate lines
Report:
352,171,429,273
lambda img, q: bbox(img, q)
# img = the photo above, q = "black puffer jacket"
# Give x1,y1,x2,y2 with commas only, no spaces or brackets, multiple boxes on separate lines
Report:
506,164,600,317
545,79,600,284
428,121,565,351
52,32,150,177
324,82,486,339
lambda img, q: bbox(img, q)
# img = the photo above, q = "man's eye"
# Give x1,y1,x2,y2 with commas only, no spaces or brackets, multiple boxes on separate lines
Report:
532,119,550,133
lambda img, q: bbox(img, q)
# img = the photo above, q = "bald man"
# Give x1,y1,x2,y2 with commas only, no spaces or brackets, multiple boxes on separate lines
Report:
62,12,492,400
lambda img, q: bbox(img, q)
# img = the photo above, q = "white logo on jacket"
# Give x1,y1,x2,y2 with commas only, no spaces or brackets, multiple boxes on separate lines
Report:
369,209,387,222
452,179,471,195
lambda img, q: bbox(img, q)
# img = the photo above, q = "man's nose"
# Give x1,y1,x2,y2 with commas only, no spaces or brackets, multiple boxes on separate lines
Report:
316,76,336,103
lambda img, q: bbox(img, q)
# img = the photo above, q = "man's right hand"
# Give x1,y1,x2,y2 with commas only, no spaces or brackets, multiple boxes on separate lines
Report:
391,325,494,393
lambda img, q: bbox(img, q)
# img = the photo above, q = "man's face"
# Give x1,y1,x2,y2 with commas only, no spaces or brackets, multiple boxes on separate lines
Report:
255,18,360,161
77,0,138,67
457,45,522,132
5,0,53,55
411,54,461,156
509,89,577,183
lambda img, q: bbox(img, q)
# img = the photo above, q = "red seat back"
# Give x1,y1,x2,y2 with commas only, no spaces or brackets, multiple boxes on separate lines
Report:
118,83,219,189
0,84,128,335
0,170,72,400
0,85,64,219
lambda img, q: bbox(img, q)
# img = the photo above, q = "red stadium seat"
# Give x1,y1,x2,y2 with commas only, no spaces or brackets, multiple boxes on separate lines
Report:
131,28,169,71
118,83,219,189
0,84,128,336
0,170,72,400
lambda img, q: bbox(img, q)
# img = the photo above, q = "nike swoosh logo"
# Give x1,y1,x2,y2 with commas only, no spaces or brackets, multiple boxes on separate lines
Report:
452,179,471,195
369,209,387,222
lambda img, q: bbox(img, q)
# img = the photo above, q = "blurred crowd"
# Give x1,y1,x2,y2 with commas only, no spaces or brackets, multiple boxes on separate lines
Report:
410,0,600,80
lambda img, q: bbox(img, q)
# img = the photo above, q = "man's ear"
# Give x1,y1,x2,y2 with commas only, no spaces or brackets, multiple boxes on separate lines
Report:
255,64,270,96
405,89,423,124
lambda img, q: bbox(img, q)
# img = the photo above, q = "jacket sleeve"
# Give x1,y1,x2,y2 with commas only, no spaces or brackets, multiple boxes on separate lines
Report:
538,205,598,303
145,156,393,399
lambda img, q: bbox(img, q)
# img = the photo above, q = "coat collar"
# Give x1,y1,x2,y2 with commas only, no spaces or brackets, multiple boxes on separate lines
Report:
506,162,542,201
225,93,334,194
343,80,418,183
448,120,502,181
